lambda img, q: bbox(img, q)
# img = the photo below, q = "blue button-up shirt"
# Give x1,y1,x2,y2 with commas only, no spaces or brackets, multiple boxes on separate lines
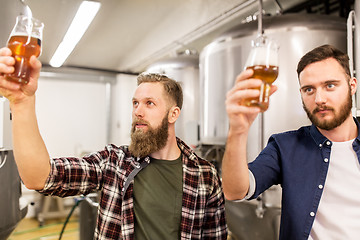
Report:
248,117,360,240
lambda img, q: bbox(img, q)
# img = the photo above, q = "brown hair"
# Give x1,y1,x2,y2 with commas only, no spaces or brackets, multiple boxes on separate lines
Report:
137,73,183,109
297,44,351,79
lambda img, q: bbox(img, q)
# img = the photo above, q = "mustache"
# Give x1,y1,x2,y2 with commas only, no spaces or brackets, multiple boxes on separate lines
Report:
132,118,150,126
312,105,334,114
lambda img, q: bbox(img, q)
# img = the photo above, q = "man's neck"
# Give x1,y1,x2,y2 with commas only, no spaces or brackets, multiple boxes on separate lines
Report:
150,136,181,160
318,115,358,142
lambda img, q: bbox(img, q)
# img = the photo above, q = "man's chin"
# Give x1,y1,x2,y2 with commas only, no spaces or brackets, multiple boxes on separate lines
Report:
312,111,334,121
133,128,147,134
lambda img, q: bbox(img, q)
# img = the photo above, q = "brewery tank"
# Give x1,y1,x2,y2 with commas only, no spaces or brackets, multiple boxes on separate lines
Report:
200,13,347,240
0,1,29,239
350,0,360,115
146,52,200,148
200,13,347,161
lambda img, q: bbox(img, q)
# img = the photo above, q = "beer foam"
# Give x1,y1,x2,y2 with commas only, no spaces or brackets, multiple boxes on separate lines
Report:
245,46,278,67
12,31,40,39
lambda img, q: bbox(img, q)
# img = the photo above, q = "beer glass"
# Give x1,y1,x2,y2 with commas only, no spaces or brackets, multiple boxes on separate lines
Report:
5,15,44,84
242,36,279,111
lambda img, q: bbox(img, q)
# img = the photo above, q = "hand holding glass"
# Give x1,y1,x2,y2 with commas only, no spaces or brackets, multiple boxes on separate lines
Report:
242,36,279,112
5,15,44,84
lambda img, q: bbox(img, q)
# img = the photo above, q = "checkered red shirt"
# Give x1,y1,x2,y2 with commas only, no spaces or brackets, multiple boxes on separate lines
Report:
39,138,227,239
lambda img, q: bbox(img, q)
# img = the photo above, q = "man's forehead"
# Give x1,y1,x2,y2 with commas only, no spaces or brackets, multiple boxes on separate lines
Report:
134,82,165,99
299,58,347,83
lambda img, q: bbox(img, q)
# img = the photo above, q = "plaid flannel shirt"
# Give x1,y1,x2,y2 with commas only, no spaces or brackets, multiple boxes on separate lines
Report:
39,138,227,239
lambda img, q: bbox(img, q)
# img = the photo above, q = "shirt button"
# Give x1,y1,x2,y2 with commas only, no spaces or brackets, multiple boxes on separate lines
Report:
324,158,329,163
122,187,125,192
318,185,323,189
326,141,331,145
319,144,322,147
310,212,315,217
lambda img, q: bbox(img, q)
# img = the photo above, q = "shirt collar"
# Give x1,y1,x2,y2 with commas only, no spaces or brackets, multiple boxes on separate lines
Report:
353,117,360,144
310,117,360,146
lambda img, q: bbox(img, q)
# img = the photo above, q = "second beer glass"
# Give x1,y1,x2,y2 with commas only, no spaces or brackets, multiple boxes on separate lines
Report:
5,15,44,84
242,36,279,111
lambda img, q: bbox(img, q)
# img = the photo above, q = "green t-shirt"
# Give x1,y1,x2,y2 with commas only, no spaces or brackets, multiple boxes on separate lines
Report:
133,154,183,240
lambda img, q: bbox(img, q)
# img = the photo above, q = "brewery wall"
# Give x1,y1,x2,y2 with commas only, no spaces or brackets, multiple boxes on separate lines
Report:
36,74,109,157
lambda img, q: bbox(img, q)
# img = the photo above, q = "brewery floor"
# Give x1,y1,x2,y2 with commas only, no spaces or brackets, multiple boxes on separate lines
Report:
8,216,79,240
8,216,239,240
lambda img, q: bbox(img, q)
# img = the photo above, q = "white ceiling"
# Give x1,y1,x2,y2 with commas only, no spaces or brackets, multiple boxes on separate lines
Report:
1,0,346,74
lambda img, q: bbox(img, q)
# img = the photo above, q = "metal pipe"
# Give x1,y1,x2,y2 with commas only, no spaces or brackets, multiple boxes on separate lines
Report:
257,0,266,219
258,0,263,37
258,0,265,150
105,82,112,143
0,151,7,169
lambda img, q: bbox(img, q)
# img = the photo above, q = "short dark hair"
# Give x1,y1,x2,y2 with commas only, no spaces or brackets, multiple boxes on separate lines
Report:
137,73,183,109
297,44,351,79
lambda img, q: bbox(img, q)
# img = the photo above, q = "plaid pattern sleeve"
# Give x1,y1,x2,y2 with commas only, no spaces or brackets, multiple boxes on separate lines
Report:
38,146,111,197
38,144,141,239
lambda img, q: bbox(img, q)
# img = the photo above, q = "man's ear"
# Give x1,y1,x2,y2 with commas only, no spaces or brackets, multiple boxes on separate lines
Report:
350,77,357,96
168,106,180,124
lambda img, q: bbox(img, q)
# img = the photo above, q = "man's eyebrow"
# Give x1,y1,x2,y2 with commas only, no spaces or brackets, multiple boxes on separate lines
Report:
323,79,341,84
300,79,341,90
132,97,156,101
300,84,313,90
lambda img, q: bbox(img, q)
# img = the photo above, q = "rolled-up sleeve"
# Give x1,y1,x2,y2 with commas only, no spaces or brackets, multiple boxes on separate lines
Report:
37,147,111,197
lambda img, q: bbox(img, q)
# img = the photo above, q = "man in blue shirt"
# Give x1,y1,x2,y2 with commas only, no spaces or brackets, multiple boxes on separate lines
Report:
222,44,360,240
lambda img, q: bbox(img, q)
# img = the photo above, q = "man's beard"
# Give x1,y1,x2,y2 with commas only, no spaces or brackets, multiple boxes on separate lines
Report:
303,87,352,131
129,114,169,158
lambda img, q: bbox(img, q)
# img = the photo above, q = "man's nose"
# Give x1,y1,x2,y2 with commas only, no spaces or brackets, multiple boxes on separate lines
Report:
133,104,144,118
315,89,326,105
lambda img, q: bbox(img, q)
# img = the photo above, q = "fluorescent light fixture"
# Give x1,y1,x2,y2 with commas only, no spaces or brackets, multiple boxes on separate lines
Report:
49,1,101,67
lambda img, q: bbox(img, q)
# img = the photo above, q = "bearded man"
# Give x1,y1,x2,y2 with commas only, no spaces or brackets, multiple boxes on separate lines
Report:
222,44,360,240
0,46,227,240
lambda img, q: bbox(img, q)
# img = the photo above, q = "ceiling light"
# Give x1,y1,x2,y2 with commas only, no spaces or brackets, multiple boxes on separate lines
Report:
49,1,101,68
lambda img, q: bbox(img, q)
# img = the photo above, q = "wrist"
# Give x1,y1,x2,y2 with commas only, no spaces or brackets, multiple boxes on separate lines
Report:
227,125,249,138
9,95,36,113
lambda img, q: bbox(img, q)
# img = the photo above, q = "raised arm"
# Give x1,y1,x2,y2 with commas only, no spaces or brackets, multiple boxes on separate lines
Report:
0,47,50,190
222,69,277,200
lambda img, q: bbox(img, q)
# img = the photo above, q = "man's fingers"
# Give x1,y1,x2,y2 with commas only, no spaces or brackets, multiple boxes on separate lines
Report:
0,47,12,56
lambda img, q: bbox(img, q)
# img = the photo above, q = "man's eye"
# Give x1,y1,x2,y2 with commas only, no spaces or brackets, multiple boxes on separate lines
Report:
304,88,313,94
147,101,154,106
327,83,335,89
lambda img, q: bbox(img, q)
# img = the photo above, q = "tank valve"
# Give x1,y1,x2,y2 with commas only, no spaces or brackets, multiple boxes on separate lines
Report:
255,196,265,219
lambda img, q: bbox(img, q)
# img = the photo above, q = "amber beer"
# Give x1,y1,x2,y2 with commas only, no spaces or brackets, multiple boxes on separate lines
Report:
4,15,43,84
5,35,41,84
243,64,279,111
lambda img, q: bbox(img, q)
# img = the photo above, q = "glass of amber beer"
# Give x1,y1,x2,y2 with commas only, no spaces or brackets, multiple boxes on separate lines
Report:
242,36,279,112
5,15,44,84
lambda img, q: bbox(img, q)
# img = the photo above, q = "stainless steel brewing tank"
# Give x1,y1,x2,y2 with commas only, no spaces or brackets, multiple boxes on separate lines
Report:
0,0,27,46
0,1,29,239
147,53,200,148
199,13,346,160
